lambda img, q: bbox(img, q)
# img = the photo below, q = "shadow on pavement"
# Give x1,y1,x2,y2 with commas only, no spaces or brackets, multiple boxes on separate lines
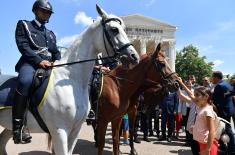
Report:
20,151,51,155
153,141,184,146
73,139,112,155
177,149,193,155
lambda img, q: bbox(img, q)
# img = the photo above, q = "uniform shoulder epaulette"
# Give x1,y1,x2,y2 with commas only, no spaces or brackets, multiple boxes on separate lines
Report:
49,30,56,39
18,20,30,24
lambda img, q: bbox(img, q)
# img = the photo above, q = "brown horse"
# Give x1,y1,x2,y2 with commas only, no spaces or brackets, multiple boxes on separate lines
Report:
127,85,164,155
95,43,179,155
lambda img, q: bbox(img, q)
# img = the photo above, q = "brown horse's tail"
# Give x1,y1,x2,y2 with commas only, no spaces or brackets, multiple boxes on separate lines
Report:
47,133,52,150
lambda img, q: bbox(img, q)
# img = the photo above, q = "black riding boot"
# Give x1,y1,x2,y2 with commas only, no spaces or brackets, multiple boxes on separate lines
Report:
12,91,32,144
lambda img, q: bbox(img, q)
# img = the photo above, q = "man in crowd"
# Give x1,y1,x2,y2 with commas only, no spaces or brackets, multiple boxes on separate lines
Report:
212,71,235,154
158,92,179,142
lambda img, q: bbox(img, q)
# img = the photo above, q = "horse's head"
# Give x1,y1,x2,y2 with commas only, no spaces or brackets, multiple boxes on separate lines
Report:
95,4,140,66
147,43,179,93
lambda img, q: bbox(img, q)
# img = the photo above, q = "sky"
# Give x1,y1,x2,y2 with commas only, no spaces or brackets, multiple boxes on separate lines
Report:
0,0,235,76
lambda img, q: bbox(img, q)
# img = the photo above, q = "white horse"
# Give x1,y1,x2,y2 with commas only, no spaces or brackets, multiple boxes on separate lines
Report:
0,5,139,155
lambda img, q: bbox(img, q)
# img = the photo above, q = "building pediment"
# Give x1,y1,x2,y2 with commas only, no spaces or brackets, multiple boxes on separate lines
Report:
121,14,176,30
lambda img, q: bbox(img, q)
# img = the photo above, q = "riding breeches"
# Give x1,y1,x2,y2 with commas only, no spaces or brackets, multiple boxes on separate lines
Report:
17,63,36,96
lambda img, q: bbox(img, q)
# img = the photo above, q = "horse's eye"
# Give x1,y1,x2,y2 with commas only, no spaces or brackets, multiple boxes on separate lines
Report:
159,61,166,67
110,27,119,36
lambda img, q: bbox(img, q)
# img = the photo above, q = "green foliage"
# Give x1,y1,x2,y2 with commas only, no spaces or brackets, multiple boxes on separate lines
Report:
230,74,235,79
175,44,213,83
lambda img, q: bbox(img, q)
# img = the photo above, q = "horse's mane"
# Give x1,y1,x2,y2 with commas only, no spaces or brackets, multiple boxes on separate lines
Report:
62,14,125,60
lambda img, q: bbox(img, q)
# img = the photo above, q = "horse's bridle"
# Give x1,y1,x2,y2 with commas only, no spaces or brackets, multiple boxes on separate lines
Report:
101,18,133,58
50,18,133,68
152,55,179,92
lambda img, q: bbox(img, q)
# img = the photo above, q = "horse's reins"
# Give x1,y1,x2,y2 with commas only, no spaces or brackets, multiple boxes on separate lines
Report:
49,17,133,69
48,56,116,68
103,72,135,84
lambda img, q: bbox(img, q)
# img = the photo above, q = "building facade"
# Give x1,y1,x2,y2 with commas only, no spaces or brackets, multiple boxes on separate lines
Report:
121,14,177,71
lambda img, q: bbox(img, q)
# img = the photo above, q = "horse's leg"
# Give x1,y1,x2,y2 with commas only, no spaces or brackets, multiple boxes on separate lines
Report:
51,129,68,155
91,120,98,147
128,107,138,155
67,122,83,155
0,129,12,155
97,121,108,155
111,118,122,155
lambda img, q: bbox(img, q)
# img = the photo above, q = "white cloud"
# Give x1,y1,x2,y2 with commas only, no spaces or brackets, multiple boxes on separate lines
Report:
217,20,235,32
74,12,93,26
191,19,235,44
200,45,213,52
58,34,79,47
145,0,156,7
213,60,224,67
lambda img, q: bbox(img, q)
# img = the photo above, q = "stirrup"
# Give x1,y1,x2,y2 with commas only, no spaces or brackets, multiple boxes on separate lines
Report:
13,126,32,144
87,110,95,119
86,110,96,125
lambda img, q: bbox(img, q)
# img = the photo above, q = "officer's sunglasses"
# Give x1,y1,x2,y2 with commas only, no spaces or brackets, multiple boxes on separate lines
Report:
38,8,52,15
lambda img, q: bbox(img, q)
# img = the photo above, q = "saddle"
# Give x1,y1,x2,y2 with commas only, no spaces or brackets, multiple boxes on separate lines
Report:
0,68,53,132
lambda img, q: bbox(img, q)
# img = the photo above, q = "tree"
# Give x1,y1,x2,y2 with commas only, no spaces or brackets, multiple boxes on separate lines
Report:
175,44,213,83
230,74,235,79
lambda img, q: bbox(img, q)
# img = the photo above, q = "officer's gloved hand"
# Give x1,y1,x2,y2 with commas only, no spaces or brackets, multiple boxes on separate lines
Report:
39,60,52,68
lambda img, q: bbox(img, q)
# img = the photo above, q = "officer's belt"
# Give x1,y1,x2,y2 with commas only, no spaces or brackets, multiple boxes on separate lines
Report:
35,48,52,57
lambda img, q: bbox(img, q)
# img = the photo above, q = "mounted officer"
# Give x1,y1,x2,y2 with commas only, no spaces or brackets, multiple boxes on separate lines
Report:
13,0,61,144
87,55,118,121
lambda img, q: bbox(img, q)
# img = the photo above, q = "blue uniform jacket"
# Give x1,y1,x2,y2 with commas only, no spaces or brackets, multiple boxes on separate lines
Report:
160,92,179,114
15,20,61,72
213,80,235,117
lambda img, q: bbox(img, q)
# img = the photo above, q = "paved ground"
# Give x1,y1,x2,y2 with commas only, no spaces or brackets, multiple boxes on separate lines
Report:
1,122,192,155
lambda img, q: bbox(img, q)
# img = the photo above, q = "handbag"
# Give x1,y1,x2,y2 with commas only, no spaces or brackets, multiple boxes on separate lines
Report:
215,116,231,140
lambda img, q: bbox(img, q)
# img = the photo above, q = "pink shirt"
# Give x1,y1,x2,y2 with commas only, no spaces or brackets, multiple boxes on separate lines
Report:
193,105,216,144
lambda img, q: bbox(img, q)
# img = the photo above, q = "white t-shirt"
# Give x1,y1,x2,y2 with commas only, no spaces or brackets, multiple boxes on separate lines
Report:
193,105,216,144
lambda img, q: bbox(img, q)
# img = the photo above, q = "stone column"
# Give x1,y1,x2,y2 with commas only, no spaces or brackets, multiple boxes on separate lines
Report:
168,40,176,72
140,39,147,56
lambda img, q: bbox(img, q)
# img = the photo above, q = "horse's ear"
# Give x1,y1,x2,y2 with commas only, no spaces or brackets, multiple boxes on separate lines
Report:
96,4,108,20
152,43,161,59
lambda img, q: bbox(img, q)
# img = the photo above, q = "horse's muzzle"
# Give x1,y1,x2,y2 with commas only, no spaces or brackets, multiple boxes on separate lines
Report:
166,80,179,93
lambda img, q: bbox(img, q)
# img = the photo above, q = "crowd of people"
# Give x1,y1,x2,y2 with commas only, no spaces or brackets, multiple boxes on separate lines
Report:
8,1,235,155
120,73,235,155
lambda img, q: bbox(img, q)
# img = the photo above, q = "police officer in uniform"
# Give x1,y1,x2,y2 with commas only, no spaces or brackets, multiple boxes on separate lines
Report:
13,0,61,144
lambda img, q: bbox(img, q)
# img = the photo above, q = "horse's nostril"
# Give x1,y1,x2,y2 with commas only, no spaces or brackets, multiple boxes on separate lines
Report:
131,54,137,61
175,82,179,88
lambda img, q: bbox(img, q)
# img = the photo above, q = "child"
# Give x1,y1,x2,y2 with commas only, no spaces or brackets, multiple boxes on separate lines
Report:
177,78,218,155
122,113,130,145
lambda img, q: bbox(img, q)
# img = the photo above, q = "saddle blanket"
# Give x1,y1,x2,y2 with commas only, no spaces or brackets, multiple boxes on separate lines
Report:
0,69,53,109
